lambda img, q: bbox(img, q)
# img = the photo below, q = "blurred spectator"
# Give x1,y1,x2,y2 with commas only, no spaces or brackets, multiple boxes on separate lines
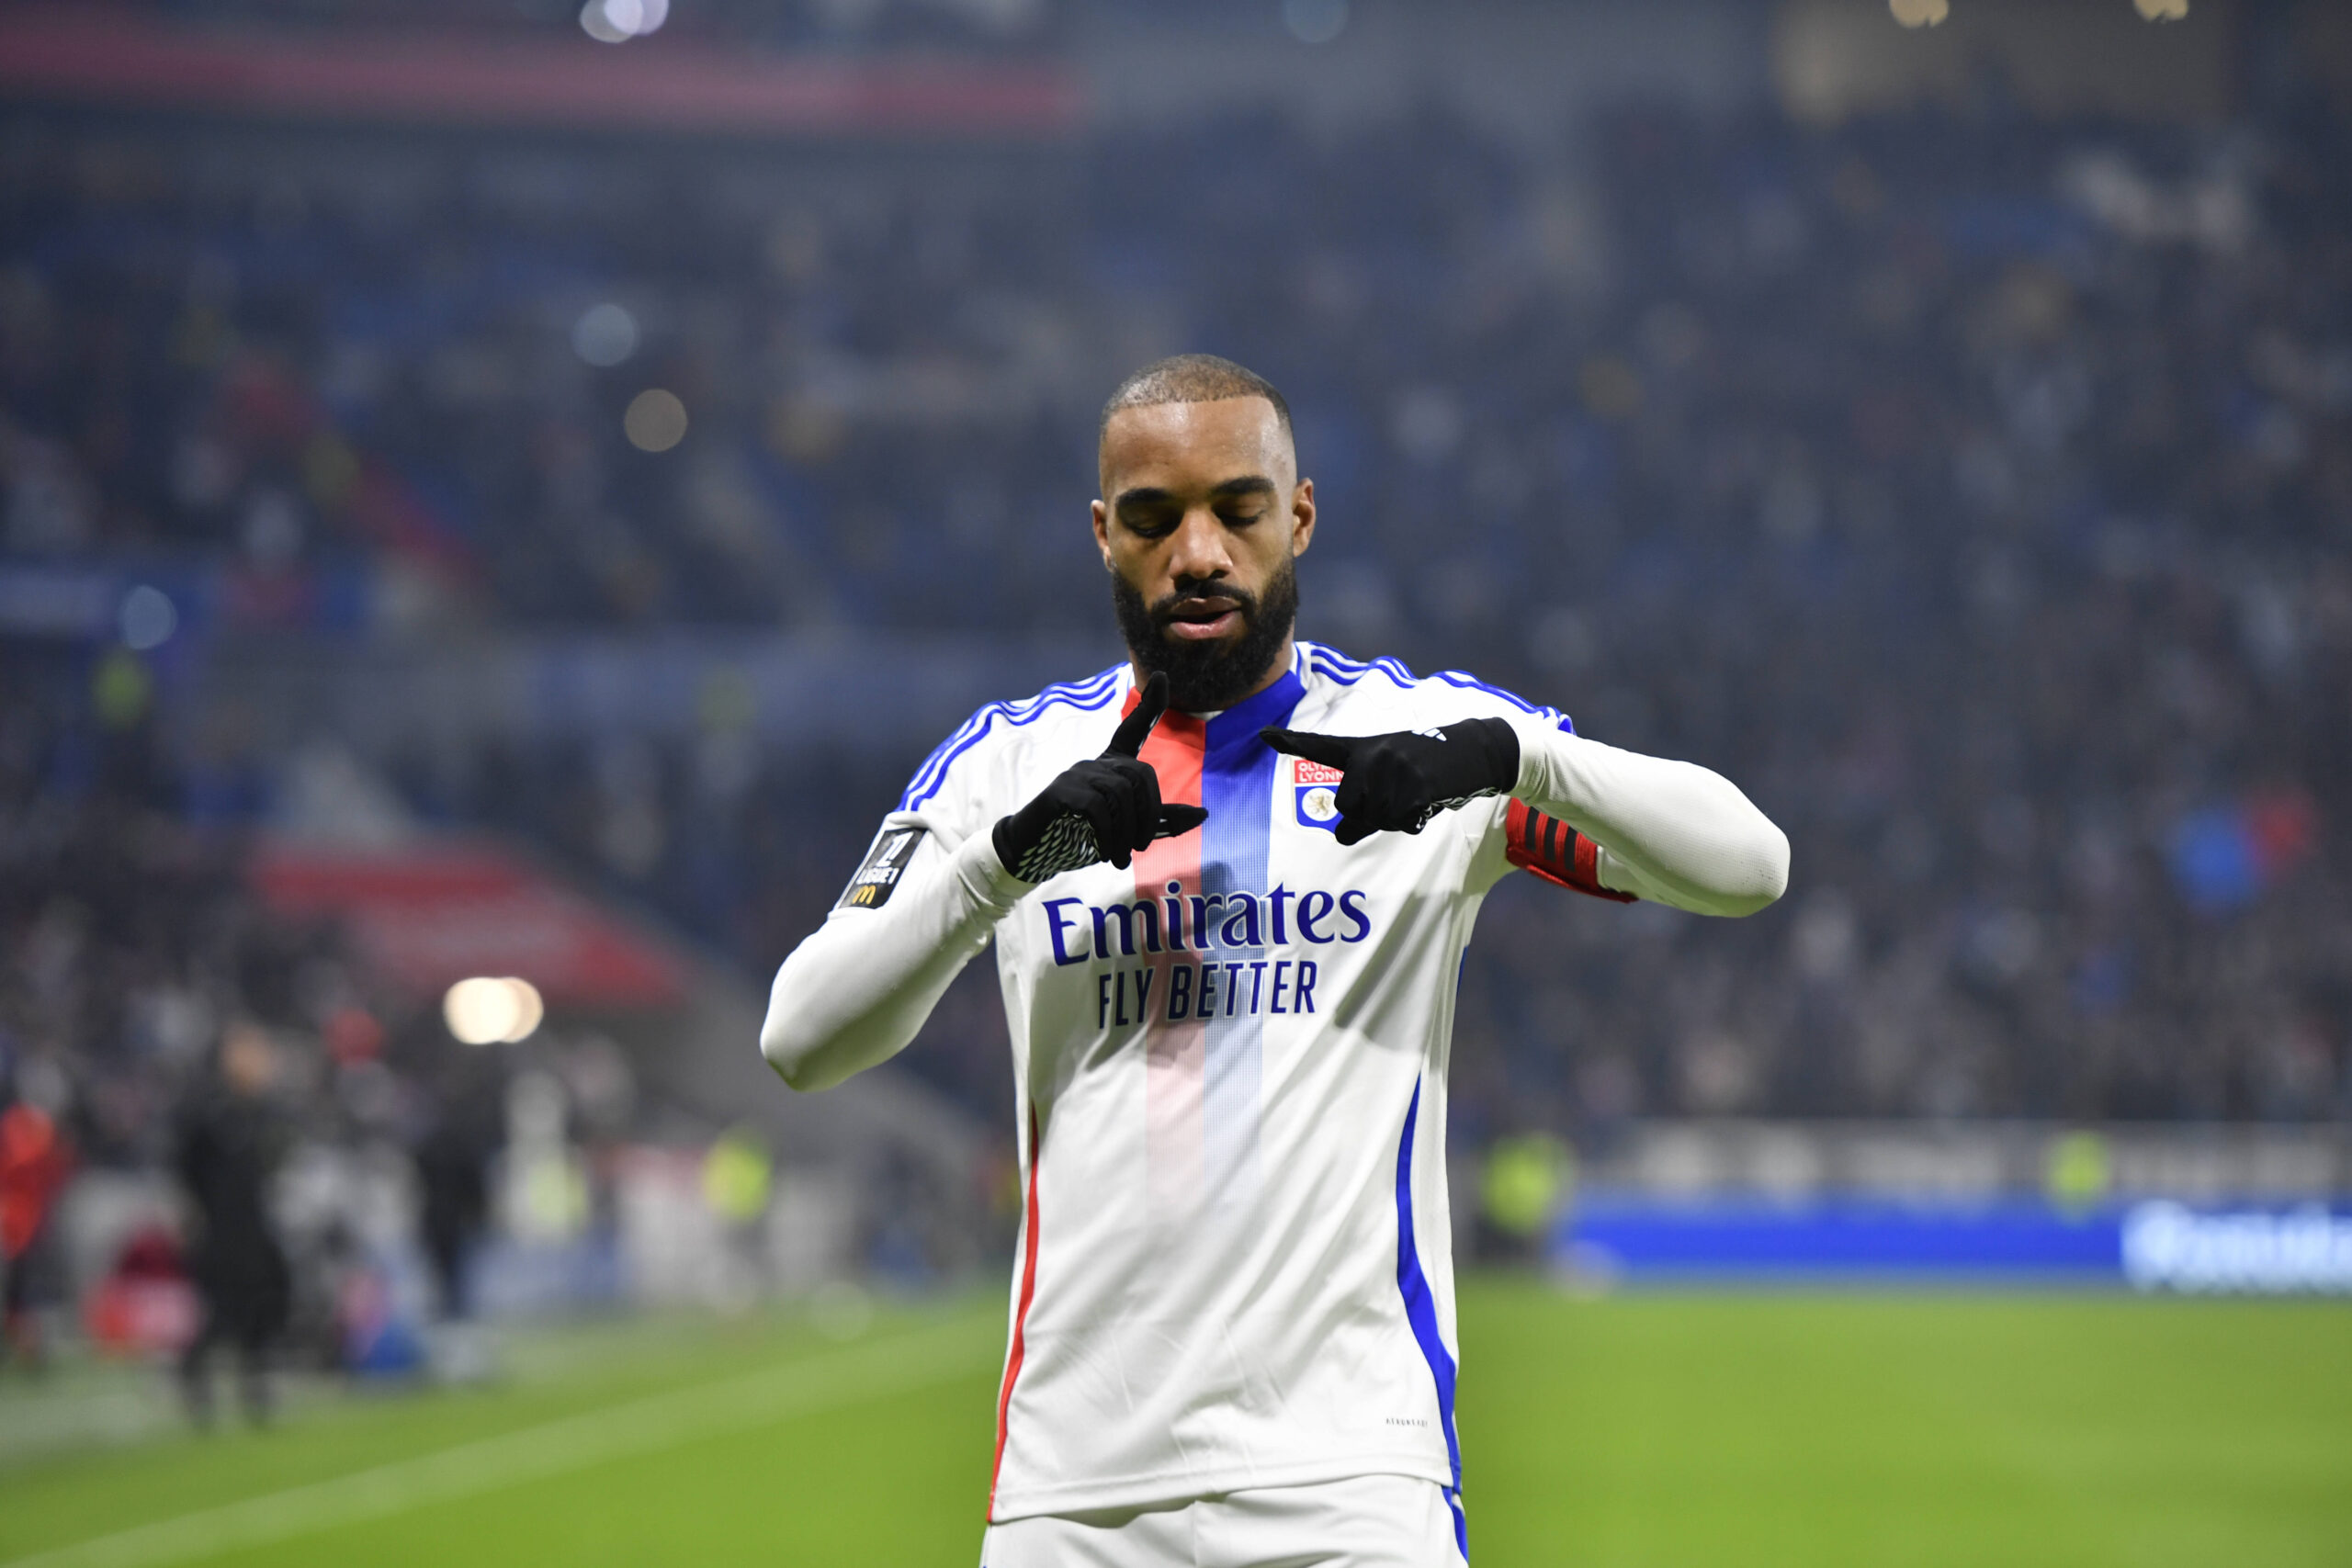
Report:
413,1077,496,1325
1,1089,76,1367
82,1224,198,1359
174,1022,293,1426
1476,1133,1572,1266
703,1123,774,1308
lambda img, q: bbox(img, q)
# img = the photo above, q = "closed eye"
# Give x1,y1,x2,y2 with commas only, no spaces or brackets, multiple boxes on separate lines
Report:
1112,476,1279,537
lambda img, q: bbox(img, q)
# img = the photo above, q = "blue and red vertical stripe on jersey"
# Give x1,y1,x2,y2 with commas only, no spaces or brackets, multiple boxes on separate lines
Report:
1135,702,1207,1216
1127,667,1303,1220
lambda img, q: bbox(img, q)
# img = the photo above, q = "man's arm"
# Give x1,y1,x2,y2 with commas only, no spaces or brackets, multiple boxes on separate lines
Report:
1261,716,1788,917
1508,725,1788,917
763,672,1205,1092
761,830,1027,1091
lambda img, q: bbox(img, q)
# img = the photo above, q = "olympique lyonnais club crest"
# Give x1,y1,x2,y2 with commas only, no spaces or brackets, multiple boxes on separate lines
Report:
838,826,926,909
1294,758,1345,832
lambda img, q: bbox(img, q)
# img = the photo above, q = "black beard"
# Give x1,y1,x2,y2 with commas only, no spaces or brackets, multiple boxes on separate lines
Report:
1111,558,1299,713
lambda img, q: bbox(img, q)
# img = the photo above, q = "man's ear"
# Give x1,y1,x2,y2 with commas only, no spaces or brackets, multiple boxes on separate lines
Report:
1091,498,1114,570
1290,479,1316,558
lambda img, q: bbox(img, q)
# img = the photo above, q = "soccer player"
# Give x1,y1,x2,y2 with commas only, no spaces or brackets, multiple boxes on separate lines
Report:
762,355,1788,1566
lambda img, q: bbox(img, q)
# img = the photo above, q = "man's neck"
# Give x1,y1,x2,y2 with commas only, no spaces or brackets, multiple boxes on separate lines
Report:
1133,636,1295,717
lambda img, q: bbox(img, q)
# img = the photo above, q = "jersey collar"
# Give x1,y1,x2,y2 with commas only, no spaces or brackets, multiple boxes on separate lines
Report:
1203,666,1305,774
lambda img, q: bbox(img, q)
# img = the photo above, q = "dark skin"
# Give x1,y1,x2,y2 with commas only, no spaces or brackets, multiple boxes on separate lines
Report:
1093,397,1316,711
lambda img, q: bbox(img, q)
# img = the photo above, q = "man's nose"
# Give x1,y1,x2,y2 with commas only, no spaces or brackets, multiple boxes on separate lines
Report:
1165,507,1234,586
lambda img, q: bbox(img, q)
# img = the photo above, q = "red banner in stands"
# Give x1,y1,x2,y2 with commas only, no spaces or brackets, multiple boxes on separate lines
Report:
0,8,1081,139
250,839,684,1009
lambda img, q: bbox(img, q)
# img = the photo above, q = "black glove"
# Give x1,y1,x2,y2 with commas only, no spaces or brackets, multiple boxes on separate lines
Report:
993,671,1210,882
1261,717,1520,846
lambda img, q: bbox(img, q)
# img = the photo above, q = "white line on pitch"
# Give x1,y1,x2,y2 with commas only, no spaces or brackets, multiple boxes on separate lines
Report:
3,1318,995,1568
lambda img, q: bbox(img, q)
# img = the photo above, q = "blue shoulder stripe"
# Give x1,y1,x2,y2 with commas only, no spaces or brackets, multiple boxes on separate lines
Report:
1300,642,1384,683
1303,641,1370,675
903,664,1121,794
1302,642,1573,733
899,665,1124,808
898,664,1126,812
1427,669,1571,728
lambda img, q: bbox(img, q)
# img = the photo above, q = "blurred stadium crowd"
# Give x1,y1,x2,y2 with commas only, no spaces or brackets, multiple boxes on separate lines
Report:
3,10,2350,1356
26,0,1069,50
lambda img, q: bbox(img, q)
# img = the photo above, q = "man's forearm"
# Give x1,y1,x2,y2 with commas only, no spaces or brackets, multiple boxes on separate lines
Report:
1508,723,1789,917
760,832,1027,1090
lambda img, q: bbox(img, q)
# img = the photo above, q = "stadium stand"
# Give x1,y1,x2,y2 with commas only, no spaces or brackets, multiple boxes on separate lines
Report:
2,6,2346,1194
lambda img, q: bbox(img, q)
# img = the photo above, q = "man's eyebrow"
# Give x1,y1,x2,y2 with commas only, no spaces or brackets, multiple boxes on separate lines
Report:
1111,476,1279,512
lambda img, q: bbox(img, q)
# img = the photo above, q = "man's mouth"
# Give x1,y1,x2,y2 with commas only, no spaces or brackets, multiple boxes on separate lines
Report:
1160,598,1243,642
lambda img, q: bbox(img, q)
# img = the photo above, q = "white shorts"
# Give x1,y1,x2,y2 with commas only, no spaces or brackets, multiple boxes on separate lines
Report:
979,1473,1468,1568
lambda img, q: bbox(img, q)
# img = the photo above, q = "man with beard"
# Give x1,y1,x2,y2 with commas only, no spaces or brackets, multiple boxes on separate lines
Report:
762,355,1788,1565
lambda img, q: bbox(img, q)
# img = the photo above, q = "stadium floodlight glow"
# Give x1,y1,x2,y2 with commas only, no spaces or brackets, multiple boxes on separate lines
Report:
2133,0,2187,17
625,389,689,452
580,0,668,40
503,977,546,1042
444,976,546,1045
571,302,639,367
580,0,628,41
118,584,177,651
1282,0,1347,45
1889,0,1948,25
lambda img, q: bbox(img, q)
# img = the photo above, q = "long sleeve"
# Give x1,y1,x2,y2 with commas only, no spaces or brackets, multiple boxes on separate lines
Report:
761,829,1030,1091
1504,721,1789,918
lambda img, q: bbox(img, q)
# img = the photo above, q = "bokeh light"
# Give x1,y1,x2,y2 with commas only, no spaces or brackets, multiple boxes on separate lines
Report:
1890,0,1949,27
624,389,689,452
571,302,639,367
442,976,545,1045
117,584,176,650
579,0,628,42
580,0,668,42
1283,0,1348,46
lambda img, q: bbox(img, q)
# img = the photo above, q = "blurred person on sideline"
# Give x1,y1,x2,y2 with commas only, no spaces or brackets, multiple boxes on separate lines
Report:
762,357,1789,1566
703,1123,774,1308
1475,1133,1573,1265
410,1063,501,1382
413,1090,493,1325
1,1082,77,1370
175,1023,294,1426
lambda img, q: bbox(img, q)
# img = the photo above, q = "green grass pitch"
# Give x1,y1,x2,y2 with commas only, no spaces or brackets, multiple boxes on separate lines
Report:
2,1280,2346,1567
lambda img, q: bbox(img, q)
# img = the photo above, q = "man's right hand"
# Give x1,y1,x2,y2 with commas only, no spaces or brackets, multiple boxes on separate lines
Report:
992,671,1209,882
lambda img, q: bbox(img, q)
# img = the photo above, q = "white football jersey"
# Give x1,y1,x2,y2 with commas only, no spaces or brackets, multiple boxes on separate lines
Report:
857,642,1582,1536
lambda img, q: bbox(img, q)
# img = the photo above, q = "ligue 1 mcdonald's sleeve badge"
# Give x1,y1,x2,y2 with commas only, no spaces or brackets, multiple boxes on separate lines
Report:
837,826,926,909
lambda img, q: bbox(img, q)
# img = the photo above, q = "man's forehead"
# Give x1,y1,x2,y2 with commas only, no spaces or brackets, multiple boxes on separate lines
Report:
1099,396,1293,489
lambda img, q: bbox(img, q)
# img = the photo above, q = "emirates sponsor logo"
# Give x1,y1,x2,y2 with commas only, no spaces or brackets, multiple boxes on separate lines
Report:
1043,885,1373,965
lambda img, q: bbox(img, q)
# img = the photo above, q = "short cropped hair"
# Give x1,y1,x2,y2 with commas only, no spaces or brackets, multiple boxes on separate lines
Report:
1099,354,1294,448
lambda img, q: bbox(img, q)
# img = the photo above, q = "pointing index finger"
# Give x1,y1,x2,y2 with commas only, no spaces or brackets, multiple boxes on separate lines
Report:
1259,727,1355,771
1104,670,1170,759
